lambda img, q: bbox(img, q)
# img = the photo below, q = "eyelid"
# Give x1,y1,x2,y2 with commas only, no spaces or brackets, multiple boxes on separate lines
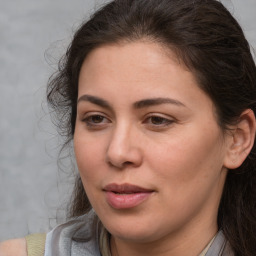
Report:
144,112,175,120
143,113,176,126
81,112,111,127
82,111,108,119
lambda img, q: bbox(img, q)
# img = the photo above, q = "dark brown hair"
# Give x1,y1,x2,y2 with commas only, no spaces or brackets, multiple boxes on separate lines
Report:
47,0,256,255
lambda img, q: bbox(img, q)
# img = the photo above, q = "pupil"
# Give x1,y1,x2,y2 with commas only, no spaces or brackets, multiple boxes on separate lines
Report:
152,117,163,124
92,115,103,123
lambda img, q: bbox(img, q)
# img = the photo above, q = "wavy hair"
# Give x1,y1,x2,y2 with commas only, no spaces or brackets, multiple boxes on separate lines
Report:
47,0,256,255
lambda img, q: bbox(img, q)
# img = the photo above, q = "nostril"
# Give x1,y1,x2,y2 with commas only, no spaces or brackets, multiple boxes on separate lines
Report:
122,161,134,167
123,161,133,166
107,160,134,169
106,140,143,169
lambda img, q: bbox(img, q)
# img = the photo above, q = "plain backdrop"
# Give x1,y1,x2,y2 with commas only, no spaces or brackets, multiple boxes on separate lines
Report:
0,0,256,241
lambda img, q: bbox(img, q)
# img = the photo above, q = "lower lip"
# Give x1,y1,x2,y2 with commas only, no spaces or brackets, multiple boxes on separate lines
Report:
105,191,153,209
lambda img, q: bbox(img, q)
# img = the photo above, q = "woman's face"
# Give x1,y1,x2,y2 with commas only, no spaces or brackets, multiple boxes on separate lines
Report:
74,41,230,244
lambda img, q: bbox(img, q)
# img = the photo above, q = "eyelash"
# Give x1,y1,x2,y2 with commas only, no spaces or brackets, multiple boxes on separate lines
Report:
82,113,174,129
82,113,110,128
144,115,174,127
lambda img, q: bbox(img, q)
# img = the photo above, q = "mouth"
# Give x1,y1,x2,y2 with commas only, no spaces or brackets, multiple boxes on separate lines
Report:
103,183,154,209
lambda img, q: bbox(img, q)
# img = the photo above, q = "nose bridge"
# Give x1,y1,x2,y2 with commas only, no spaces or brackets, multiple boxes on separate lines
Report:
106,121,142,169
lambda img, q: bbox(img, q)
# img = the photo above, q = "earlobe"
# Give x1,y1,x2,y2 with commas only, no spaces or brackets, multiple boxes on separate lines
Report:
224,109,256,170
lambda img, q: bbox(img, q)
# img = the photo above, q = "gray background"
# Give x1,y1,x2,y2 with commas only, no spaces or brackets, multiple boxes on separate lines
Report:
0,0,255,241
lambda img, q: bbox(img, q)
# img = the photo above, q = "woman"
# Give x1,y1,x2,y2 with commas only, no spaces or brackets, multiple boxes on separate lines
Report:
1,0,256,255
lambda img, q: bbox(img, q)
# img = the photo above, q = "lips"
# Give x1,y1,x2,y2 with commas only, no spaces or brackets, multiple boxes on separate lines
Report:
103,183,154,209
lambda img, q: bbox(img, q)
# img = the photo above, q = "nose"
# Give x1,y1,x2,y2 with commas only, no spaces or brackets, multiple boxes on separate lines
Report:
106,125,143,169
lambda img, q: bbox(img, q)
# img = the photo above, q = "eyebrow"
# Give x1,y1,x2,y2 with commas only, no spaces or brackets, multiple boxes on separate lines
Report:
77,95,111,109
133,97,186,109
77,94,186,110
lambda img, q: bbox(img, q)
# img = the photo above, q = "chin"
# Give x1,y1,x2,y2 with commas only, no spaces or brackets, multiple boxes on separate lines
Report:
103,218,164,243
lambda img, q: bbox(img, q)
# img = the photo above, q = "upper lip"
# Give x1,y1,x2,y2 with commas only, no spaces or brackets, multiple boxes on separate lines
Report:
103,183,154,193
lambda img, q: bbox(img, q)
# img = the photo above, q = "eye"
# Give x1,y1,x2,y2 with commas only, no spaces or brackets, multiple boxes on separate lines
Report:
144,115,174,128
150,116,169,125
88,115,105,123
82,113,110,128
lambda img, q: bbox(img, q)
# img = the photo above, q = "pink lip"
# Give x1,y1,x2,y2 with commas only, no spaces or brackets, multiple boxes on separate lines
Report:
103,183,154,209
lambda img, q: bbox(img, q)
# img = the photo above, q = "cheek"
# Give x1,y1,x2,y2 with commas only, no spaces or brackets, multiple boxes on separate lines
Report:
144,130,226,223
146,127,225,188
74,133,106,184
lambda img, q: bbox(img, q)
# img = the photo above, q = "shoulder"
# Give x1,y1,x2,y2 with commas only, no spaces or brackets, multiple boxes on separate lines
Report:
0,238,27,256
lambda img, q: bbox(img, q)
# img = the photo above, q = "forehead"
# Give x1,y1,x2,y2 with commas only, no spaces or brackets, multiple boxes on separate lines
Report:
83,40,181,67
77,41,220,129
79,41,196,91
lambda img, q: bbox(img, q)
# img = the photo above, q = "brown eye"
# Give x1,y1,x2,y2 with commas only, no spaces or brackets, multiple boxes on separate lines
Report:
83,114,110,128
90,115,105,123
144,114,174,129
150,116,167,125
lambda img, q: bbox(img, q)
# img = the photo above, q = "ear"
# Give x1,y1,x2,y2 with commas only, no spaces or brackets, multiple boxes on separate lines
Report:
224,109,256,169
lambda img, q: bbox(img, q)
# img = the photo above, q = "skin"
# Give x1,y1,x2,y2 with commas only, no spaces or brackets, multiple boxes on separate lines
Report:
74,41,233,256
0,238,26,256
0,41,255,256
